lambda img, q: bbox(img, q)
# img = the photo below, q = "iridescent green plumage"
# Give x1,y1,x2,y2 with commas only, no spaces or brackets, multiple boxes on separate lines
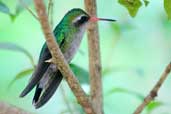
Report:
20,8,90,108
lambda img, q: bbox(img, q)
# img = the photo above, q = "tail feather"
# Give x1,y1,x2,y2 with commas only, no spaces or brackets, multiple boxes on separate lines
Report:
34,71,63,109
20,45,51,98
32,85,43,105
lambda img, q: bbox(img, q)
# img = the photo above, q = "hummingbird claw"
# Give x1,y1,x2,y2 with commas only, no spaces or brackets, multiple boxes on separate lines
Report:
45,58,53,63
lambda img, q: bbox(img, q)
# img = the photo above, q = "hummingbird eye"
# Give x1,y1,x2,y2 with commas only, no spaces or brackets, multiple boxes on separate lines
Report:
79,16,89,23
73,15,89,27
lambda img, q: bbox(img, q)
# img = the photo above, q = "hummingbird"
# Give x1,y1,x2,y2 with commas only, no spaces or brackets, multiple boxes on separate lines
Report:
20,8,115,109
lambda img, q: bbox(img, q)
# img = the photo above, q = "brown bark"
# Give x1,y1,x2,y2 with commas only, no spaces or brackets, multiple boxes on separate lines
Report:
33,0,95,114
84,1,103,114
0,101,31,114
134,63,171,114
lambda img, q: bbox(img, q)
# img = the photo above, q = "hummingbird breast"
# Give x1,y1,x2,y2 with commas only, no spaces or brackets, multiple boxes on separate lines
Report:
63,26,86,62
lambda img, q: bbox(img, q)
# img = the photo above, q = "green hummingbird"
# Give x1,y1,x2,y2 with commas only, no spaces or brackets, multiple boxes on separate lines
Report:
20,8,115,109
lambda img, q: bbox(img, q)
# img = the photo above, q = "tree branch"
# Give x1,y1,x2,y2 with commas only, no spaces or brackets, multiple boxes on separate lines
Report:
133,62,171,114
84,1,103,114
19,0,38,20
33,1,95,114
0,101,31,114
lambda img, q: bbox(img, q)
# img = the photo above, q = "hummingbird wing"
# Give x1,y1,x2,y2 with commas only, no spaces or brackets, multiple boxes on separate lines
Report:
20,45,51,97
20,28,65,97
31,33,67,108
20,24,79,108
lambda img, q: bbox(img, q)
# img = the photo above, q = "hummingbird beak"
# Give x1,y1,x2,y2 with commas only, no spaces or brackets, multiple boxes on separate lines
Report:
89,16,116,22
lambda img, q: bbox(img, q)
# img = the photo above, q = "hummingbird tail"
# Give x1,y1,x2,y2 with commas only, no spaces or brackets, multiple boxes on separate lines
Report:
34,71,63,109
19,61,50,98
32,85,43,105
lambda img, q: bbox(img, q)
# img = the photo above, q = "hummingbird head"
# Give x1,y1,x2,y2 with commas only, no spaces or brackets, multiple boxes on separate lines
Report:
62,8,90,28
62,8,116,29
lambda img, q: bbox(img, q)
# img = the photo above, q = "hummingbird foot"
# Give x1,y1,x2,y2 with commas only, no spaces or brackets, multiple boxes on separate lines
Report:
45,58,53,63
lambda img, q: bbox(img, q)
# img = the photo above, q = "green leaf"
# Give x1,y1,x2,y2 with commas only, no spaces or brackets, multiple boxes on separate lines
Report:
0,1,10,14
111,23,121,36
9,14,17,21
102,68,114,76
0,1,15,21
8,68,34,88
0,42,35,67
107,88,144,100
146,101,163,113
0,0,32,21
143,0,149,7
70,64,89,84
118,0,142,17
164,0,171,20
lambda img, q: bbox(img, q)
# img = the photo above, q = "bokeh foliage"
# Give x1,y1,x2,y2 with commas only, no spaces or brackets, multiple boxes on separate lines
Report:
0,0,171,114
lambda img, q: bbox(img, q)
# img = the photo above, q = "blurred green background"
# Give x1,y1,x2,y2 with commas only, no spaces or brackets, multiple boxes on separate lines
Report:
0,0,171,114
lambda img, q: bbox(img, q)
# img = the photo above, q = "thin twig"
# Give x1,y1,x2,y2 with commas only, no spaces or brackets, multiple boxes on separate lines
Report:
19,0,38,20
60,84,74,114
33,1,95,114
134,62,171,114
47,0,54,27
84,1,103,114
